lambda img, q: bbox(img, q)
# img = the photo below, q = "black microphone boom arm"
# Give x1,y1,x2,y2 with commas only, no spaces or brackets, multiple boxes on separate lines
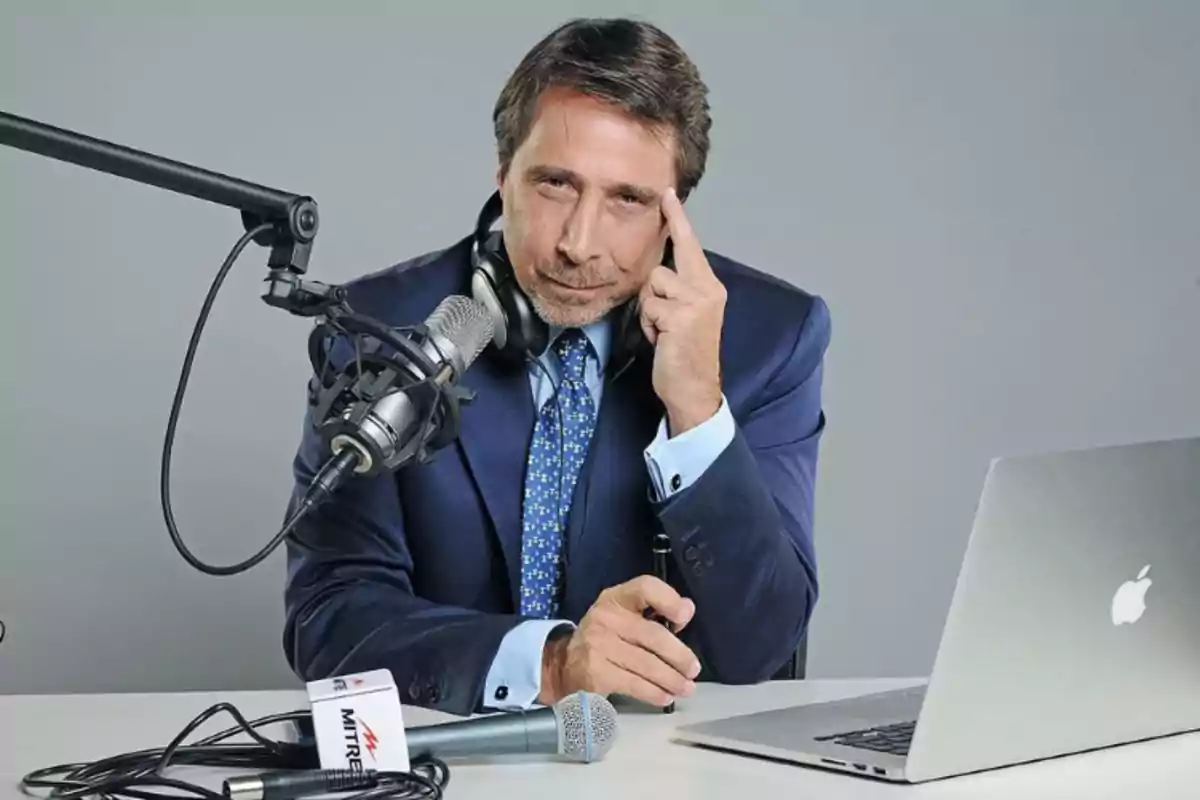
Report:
0,107,491,577
0,109,336,317
0,107,370,575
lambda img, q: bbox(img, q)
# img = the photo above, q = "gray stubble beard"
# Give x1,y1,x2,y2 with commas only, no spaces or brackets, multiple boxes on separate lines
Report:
527,287,624,329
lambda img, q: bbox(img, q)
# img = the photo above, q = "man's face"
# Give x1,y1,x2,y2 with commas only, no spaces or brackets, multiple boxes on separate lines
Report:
498,87,676,328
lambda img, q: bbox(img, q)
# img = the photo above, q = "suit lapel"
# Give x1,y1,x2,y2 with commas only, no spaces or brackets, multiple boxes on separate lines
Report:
455,352,534,611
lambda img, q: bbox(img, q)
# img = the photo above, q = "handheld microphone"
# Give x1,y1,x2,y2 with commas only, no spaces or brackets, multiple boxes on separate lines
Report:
404,691,619,763
224,691,616,800
224,677,619,800
296,294,494,514
306,670,618,767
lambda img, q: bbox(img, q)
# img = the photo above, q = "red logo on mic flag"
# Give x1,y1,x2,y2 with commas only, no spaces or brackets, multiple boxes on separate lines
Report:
359,718,380,759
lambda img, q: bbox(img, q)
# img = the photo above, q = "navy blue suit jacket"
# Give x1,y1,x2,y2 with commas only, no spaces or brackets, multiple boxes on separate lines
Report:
282,233,831,716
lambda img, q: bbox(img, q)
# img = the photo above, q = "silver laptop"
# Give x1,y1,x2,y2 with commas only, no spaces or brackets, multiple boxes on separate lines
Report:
674,436,1200,783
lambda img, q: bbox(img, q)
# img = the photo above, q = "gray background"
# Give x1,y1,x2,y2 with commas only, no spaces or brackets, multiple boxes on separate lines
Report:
1,0,1197,694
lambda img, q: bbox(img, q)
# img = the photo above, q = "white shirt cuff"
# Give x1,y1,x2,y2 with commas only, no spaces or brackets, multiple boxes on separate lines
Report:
482,619,575,711
643,394,735,501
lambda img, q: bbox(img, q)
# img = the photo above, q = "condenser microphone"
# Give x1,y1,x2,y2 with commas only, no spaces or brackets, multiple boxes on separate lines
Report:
405,691,619,763
327,294,492,472
295,294,494,514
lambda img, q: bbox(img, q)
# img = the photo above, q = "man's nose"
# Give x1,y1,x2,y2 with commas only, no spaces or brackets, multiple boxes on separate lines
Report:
557,204,603,265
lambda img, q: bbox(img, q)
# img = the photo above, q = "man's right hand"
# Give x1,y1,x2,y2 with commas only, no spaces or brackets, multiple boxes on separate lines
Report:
538,575,701,707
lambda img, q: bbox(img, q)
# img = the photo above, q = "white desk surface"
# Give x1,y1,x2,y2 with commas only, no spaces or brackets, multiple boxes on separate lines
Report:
3,679,1197,799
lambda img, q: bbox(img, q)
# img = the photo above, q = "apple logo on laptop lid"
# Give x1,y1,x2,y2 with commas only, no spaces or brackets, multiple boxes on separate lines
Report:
1111,565,1153,626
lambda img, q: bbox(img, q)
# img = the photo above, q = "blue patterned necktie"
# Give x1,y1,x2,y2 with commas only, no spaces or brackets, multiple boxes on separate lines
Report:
519,329,598,618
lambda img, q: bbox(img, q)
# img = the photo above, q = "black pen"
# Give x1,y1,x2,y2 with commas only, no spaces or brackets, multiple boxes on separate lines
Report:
650,530,676,714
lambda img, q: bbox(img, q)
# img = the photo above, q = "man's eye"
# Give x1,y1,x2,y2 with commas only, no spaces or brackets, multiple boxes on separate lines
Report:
618,193,643,205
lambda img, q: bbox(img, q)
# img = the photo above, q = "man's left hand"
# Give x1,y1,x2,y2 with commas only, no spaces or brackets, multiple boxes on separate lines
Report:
639,188,727,436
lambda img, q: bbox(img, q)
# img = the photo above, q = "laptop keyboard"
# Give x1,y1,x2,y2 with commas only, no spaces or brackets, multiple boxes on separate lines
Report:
814,720,915,755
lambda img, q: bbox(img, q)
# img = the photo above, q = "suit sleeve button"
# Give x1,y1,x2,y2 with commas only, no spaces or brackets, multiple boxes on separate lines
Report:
670,474,682,492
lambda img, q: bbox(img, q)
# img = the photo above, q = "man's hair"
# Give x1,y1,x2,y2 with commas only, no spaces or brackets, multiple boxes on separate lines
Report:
493,17,712,200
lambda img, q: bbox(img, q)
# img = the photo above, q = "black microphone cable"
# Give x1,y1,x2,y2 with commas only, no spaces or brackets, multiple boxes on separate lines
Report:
159,222,310,576
19,701,449,800
158,223,362,576
158,223,460,577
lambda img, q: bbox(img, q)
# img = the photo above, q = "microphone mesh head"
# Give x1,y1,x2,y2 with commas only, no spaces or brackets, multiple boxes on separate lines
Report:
424,294,494,375
554,692,619,762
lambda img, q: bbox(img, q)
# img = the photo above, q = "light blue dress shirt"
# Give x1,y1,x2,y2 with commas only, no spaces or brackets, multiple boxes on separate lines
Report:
482,318,735,711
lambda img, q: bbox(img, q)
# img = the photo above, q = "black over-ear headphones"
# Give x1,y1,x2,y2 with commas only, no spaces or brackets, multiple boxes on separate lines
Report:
469,190,549,363
469,190,665,375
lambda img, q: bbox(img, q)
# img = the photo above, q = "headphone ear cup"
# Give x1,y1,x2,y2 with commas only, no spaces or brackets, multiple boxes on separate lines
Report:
508,286,548,360
471,231,549,362
469,257,510,353
500,258,550,360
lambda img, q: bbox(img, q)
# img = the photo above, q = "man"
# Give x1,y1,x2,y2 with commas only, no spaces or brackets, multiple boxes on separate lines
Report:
282,17,831,717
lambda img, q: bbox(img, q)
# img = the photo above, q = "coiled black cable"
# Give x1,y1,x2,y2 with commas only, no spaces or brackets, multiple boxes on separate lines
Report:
19,701,449,800
159,222,319,577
